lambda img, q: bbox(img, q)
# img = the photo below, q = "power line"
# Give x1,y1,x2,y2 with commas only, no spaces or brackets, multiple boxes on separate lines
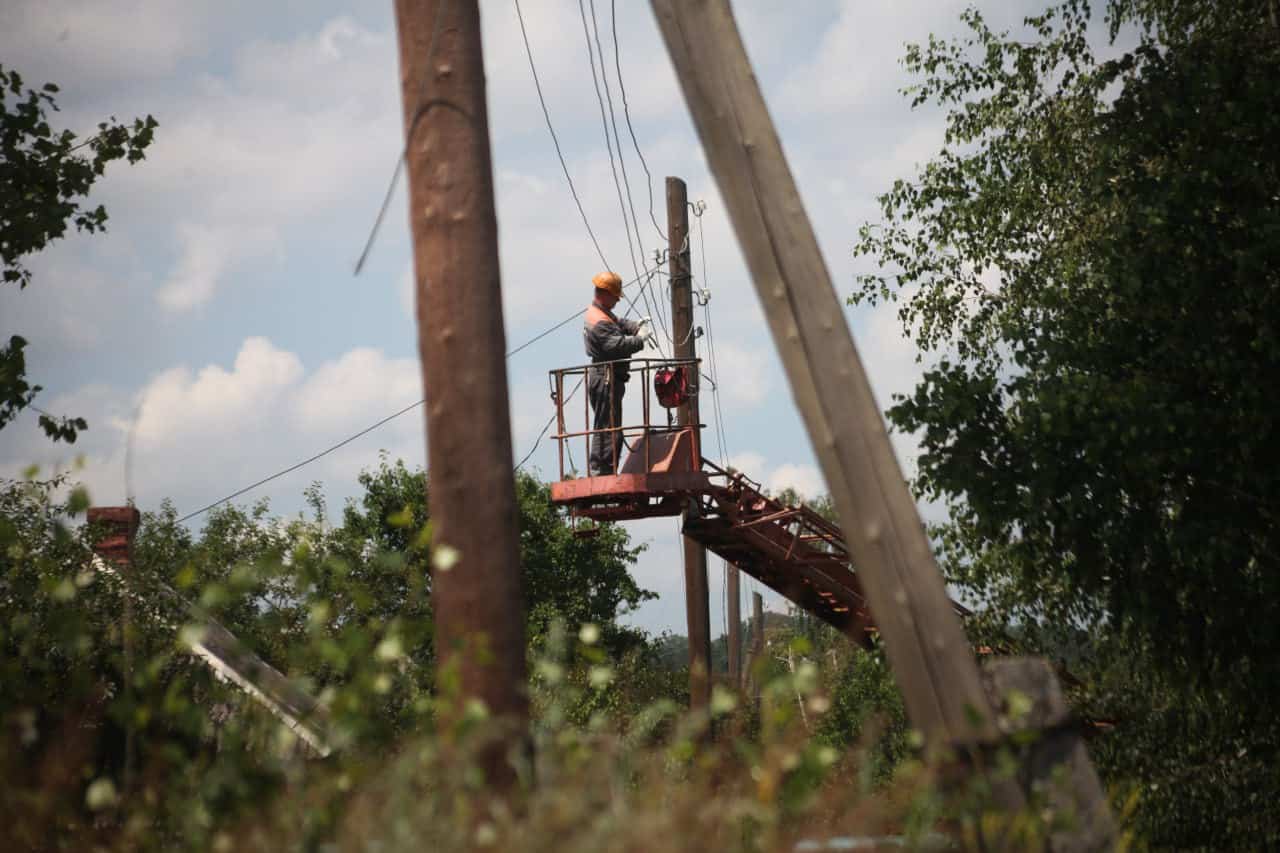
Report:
353,0,449,276
506,306,583,360
176,398,426,524
610,0,666,245
513,0,611,270
692,204,747,610
590,0,676,348
588,0,649,273
576,0,643,288
516,0,668,356
695,206,730,469
176,263,666,524
514,377,583,472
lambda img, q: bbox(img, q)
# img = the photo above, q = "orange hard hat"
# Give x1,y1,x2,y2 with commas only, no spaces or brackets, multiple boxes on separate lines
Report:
592,271,623,297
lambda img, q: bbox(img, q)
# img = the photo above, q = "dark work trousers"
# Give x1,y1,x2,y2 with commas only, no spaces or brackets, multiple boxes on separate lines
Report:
588,368,626,476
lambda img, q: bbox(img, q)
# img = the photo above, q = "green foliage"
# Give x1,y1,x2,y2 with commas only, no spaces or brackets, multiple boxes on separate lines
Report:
854,0,1280,844
0,476,292,849
817,647,909,788
0,466,1095,849
0,64,157,443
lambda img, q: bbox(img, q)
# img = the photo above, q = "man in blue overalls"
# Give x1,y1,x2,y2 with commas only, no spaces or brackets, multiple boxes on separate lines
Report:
583,271,653,476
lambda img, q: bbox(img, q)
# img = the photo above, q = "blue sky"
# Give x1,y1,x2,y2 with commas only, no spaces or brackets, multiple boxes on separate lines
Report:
1,0,1045,635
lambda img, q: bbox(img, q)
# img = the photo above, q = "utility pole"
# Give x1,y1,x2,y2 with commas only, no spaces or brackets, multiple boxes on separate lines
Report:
727,564,741,686
650,4,1116,837
394,0,528,776
651,0,999,754
668,175,711,711
751,592,764,657
748,592,764,704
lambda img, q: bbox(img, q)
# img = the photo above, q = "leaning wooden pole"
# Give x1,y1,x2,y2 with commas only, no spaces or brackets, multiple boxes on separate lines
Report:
394,0,528,769
650,0,1009,759
669,176,712,712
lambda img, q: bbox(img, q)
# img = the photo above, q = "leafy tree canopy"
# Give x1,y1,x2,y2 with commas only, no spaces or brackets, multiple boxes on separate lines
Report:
0,65,157,442
853,0,1279,697
853,0,1279,843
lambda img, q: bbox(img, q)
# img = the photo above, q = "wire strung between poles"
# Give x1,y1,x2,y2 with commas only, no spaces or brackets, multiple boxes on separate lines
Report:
513,0,611,270
514,376,583,472
576,0,639,277
610,0,666,245
176,263,666,524
587,0,651,289
353,0,450,276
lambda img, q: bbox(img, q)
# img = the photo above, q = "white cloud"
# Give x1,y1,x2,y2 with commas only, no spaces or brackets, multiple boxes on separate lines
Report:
1,338,425,519
0,0,1013,636
134,337,303,444
727,451,824,501
708,340,769,409
0,0,220,87
122,16,403,311
294,348,420,431
157,222,279,311
766,463,825,500
728,451,766,476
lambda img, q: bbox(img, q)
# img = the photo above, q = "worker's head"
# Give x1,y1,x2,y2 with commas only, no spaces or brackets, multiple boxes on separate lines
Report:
592,271,623,308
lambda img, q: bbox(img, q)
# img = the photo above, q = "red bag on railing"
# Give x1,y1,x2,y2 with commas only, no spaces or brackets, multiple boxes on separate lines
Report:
654,365,690,409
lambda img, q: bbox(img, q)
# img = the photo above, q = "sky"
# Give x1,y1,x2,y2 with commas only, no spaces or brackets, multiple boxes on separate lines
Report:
0,0,1046,636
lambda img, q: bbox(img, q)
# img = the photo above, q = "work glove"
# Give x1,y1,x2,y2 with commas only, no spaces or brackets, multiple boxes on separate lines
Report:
635,316,653,335
639,325,657,348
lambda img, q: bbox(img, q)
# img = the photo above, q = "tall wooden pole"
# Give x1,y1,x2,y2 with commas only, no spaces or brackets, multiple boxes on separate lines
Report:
727,564,741,686
669,176,711,710
650,0,1014,754
749,591,764,697
751,592,764,650
394,0,528,764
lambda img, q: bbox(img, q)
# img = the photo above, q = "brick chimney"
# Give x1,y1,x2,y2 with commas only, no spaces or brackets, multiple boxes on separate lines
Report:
87,506,140,567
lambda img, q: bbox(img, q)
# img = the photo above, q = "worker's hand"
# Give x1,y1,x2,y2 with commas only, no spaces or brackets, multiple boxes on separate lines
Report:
639,325,657,347
635,316,652,335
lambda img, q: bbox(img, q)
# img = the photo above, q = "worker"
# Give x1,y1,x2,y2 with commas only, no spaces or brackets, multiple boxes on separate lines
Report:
583,271,654,476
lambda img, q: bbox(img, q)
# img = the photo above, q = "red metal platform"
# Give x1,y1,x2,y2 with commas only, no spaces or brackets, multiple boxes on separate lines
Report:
546,357,958,647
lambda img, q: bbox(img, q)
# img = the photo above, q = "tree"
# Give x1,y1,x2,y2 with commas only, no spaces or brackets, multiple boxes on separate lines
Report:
1,458,661,844
1,65,157,442
853,0,1280,843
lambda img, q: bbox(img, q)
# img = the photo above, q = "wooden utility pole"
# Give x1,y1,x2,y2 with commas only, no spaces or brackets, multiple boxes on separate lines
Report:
394,0,528,768
751,592,764,656
727,564,741,686
650,2,1117,836
748,592,765,707
651,0,1005,755
669,175,712,711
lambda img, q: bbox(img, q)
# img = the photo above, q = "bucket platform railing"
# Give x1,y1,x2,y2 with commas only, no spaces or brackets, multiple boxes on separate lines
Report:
544,357,969,646
547,357,710,521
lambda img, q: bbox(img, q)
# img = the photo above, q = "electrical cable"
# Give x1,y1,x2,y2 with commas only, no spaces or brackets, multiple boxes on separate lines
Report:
695,207,731,470
513,0,611,270
692,204,744,618
588,0,650,281
176,263,666,524
181,3,681,525
506,306,584,360
175,397,426,524
576,0,643,290
353,0,449,276
610,0,666,245
514,377,583,472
